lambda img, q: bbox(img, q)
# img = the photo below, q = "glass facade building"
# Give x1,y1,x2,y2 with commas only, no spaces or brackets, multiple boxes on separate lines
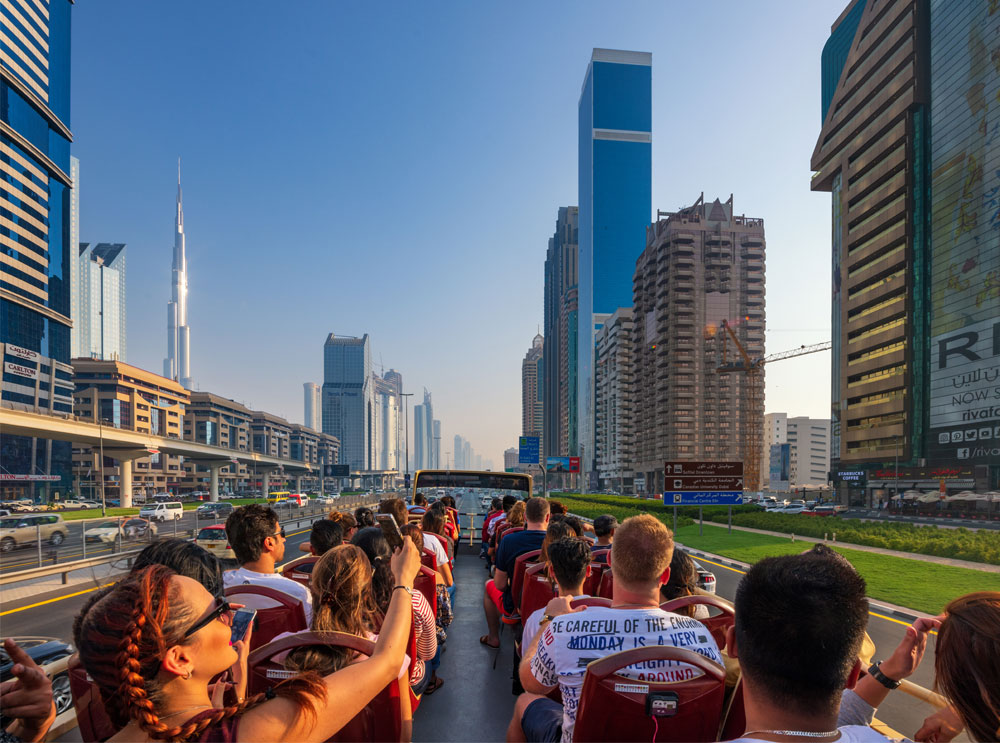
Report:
321,333,373,471
577,49,651,478
1,0,74,501
76,242,127,361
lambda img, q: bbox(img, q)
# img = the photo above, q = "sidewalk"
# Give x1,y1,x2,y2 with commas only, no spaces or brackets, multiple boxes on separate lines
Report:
693,519,1000,573
1,559,128,604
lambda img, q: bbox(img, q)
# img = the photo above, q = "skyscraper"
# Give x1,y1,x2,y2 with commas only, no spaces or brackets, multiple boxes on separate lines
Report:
373,372,402,470
164,163,192,389
76,243,127,361
69,157,81,358
632,195,766,493
522,333,544,453
813,0,999,498
543,206,578,460
432,419,441,469
322,334,373,471
594,308,634,490
453,434,464,468
303,382,320,431
577,48,652,482
413,401,427,470
0,0,75,502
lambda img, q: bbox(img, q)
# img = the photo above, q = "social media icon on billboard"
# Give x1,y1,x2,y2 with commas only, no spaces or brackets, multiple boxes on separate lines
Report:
957,447,970,459
938,432,950,444
981,428,993,440
951,431,964,442
965,429,978,441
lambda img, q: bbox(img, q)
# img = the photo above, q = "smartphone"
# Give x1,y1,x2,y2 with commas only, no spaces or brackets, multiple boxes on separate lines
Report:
230,608,256,644
376,513,404,550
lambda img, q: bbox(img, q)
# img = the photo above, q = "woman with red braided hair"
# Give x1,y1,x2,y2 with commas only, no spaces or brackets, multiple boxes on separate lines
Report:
74,534,421,742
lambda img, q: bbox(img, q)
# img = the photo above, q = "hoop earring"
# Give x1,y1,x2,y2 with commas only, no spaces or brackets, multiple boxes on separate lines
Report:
183,670,192,680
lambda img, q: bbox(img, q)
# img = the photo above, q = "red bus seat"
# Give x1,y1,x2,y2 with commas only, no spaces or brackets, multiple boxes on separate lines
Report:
426,531,453,565
247,631,402,743
223,584,308,651
68,654,117,742
413,565,438,615
572,646,727,742
519,563,556,622
498,525,523,543
597,569,614,599
510,549,541,610
718,675,746,740
658,595,735,651
581,563,604,597
420,548,437,572
571,596,612,609
280,555,319,586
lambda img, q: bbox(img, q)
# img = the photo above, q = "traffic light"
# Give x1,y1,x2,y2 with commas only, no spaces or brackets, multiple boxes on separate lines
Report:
404,473,411,489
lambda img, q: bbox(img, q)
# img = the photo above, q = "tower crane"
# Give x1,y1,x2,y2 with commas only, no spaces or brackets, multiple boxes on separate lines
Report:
717,319,831,492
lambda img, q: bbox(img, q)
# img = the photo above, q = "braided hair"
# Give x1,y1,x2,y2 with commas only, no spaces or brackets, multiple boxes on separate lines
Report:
76,565,325,742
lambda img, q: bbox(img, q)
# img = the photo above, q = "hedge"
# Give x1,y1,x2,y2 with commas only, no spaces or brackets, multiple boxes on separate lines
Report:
554,492,1000,566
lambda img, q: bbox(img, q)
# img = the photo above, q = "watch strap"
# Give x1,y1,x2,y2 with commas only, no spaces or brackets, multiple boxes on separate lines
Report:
867,661,900,689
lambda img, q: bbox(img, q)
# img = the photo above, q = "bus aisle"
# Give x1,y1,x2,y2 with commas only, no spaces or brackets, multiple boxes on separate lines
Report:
412,496,515,742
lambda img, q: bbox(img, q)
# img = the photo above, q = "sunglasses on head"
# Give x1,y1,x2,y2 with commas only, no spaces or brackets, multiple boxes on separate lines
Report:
183,596,234,638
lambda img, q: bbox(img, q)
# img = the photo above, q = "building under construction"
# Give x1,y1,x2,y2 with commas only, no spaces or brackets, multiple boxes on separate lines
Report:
631,195,766,493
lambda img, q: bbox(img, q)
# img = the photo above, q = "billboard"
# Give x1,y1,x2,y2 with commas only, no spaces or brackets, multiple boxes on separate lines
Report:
768,444,790,492
928,2,1000,464
545,456,580,473
518,436,540,465
324,464,350,477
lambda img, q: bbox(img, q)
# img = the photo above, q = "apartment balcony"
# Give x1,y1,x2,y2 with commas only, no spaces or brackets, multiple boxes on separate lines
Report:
745,271,764,282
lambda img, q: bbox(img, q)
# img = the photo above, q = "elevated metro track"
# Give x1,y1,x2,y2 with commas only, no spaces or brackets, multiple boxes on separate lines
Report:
0,407,315,506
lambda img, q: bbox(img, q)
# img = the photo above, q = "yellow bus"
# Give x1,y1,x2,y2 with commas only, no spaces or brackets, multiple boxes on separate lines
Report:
266,491,291,504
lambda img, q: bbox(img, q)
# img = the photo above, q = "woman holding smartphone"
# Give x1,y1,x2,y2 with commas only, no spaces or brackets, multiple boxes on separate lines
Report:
73,535,420,742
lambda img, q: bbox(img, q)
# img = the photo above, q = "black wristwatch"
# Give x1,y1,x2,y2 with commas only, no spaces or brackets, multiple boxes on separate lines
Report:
867,661,901,689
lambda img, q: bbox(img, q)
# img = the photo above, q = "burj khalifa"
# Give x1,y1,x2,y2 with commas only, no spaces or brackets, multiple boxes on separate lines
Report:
164,161,192,389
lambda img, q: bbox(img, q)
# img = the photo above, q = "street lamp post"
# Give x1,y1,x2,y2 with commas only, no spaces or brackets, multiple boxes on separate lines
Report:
401,393,413,486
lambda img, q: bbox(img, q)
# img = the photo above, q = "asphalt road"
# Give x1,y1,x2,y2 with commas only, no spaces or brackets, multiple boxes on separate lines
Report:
0,493,968,741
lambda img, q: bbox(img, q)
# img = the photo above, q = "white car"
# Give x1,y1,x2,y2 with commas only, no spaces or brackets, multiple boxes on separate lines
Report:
84,518,158,543
58,499,92,510
774,504,807,515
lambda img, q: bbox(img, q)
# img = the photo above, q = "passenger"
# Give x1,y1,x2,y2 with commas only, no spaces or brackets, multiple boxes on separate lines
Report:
481,497,551,649
561,515,590,540
509,514,722,743
482,497,505,560
328,510,359,542
223,504,313,623
841,590,1000,742
354,506,376,529
401,522,454,662
291,520,344,573
133,537,224,595
408,492,428,514
539,521,577,563
590,515,617,563
421,510,455,587
724,547,900,742
548,501,567,516
378,498,409,529
74,538,419,743
520,538,591,650
0,638,56,743
507,501,526,529
487,495,521,563
352,527,441,695
283,545,415,738
659,549,710,619
431,499,460,541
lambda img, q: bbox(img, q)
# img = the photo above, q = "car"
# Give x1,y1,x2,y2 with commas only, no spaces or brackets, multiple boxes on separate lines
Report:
0,514,68,552
77,499,102,509
773,504,807,515
84,518,159,543
55,499,88,510
152,493,174,503
196,502,234,520
806,505,838,517
689,557,717,594
194,524,235,561
0,637,75,723
0,509,10,518
315,495,337,506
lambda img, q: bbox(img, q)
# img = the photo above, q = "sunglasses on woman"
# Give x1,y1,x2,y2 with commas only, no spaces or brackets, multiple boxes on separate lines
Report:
183,596,234,638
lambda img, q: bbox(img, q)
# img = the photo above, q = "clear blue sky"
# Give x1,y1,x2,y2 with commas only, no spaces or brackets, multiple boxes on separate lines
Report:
72,1,846,465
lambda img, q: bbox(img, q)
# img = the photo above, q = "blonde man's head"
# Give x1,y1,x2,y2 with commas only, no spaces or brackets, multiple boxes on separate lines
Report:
610,514,674,590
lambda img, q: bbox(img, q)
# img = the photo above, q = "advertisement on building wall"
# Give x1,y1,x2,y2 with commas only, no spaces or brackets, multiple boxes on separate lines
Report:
929,2,1000,464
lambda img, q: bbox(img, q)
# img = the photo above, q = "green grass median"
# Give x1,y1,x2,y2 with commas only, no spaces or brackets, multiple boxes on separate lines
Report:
674,522,1000,615
553,494,999,615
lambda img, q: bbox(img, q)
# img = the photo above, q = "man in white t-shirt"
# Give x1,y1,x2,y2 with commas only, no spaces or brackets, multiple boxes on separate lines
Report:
509,514,723,743
724,545,917,743
520,537,592,651
223,504,312,624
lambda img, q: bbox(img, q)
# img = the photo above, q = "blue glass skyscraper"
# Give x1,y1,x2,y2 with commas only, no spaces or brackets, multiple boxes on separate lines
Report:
577,49,651,480
1,0,74,502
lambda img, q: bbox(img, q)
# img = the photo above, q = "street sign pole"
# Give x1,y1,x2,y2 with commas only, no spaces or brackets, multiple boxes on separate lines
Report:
543,464,547,500
728,505,732,534
699,507,703,536
673,505,677,534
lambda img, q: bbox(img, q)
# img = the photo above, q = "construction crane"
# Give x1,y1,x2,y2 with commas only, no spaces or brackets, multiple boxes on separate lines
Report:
717,319,831,492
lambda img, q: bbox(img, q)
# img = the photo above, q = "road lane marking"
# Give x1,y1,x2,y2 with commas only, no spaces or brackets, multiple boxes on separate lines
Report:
0,582,116,616
691,555,937,634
